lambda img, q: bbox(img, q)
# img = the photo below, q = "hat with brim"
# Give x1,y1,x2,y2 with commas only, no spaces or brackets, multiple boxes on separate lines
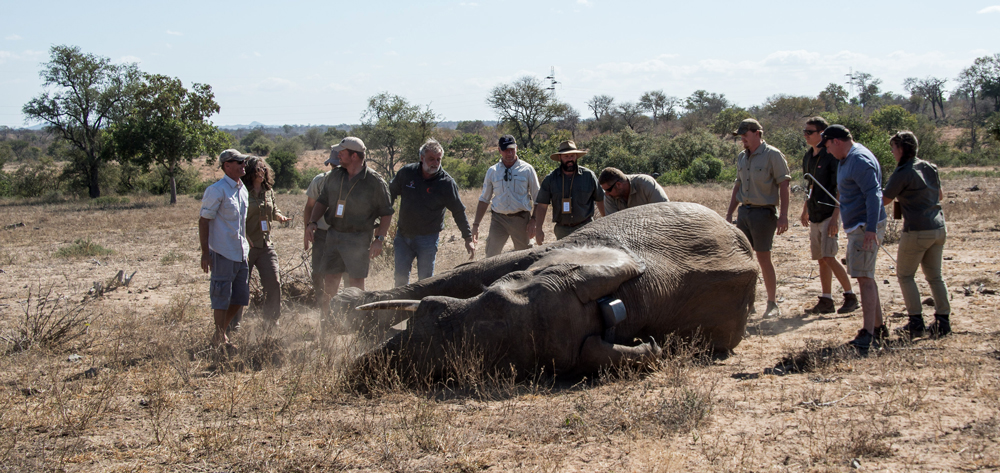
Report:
732,118,762,136
325,147,341,166
818,124,851,148
330,136,366,156
218,149,249,167
550,140,588,161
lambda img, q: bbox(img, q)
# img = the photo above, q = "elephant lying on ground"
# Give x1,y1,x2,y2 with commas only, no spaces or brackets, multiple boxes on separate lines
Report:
334,202,758,378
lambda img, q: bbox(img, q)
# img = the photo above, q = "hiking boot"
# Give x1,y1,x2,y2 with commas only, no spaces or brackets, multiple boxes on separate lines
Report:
848,328,879,350
807,296,835,314
838,292,860,314
894,316,926,340
875,324,890,341
762,300,781,318
927,315,951,339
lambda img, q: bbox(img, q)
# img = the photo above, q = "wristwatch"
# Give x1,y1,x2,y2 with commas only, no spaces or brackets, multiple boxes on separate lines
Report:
374,235,385,242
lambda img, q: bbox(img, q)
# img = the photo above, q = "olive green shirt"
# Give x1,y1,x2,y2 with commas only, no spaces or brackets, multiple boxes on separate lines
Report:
735,141,791,207
604,174,669,214
536,166,604,226
245,188,281,248
316,165,394,234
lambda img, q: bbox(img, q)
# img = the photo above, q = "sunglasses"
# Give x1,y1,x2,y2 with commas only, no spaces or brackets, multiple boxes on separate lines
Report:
601,180,620,192
803,129,819,135
504,167,512,181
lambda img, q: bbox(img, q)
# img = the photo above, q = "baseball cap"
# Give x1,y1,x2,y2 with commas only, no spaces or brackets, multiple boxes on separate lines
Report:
330,137,366,154
498,135,516,151
218,149,248,167
818,125,852,148
732,119,762,136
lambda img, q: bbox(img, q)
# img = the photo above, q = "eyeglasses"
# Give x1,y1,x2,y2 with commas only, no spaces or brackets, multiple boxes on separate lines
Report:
803,129,818,135
504,167,512,182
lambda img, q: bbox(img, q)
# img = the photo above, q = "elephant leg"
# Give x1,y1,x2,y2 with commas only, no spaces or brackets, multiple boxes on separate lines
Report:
576,335,662,373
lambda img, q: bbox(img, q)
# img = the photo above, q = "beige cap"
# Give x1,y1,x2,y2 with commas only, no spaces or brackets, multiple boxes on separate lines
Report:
331,136,366,154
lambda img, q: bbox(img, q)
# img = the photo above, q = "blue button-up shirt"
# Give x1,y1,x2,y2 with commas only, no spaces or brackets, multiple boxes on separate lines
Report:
200,175,249,262
837,143,886,232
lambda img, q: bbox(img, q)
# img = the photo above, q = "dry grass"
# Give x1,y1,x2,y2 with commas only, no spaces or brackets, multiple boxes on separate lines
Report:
0,173,999,471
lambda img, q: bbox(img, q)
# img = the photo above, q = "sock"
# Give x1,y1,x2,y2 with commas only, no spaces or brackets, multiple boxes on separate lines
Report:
822,293,832,299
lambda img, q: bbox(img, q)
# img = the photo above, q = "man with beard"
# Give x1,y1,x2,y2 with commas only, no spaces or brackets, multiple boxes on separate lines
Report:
533,140,605,243
725,119,791,319
388,138,474,286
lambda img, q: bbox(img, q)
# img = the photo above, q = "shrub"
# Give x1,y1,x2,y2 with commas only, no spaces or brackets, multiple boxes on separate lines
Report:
56,238,114,258
2,286,95,354
11,157,62,197
268,149,301,189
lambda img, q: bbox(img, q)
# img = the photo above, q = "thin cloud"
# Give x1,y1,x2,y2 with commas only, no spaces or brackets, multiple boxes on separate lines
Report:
166,30,183,36
256,77,296,92
976,5,1000,13
5,35,22,40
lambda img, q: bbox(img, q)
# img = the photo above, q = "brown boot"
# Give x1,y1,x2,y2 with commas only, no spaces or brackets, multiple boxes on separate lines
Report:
807,296,835,314
838,292,860,314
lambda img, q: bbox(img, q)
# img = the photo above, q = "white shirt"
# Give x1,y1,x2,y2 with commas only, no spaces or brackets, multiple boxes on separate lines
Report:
478,159,540,214
200,175,249,262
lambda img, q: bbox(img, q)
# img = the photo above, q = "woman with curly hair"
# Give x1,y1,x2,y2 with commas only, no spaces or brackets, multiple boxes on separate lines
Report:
231,156,291,329
883,131,951,339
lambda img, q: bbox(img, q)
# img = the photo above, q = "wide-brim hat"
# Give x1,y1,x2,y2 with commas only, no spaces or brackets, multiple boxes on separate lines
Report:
550,140,588,161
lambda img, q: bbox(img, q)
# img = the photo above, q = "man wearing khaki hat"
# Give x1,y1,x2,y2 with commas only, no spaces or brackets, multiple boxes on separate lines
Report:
306,137,394,307
533,140,605,243
725,119,791,319
199,149,251,348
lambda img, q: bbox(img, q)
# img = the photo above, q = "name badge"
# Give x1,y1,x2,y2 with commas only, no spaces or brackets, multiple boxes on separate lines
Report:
260,220,269,231
561,198,572,214
335,199,346,218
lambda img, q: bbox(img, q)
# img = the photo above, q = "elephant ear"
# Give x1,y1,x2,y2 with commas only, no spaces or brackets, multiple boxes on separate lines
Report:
526,246,645,304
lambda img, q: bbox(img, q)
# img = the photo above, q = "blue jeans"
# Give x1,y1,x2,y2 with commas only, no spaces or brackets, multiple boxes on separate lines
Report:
394,234,440,287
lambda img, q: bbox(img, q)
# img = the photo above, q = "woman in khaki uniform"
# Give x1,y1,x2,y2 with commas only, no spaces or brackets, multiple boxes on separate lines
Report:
231,156,291,329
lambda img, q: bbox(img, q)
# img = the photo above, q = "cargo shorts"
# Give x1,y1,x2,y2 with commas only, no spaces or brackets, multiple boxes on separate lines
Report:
210,251,250,310
846,220,886,280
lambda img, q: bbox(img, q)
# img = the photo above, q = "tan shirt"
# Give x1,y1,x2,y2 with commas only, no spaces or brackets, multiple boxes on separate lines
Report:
604,174,669,214
305,171,331,231
735,141,790,207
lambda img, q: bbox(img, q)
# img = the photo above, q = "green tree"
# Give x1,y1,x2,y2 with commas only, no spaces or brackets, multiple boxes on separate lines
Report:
639,90,678,125
486,76,569,150
303,127,326,150
21,45,140,198
850,72,882,110
111,74,229,204
904,77,948,119
711,108,752,137
358,93,438,179
869,105,918,133
616,102,648,131
819,83,849,112
585,94,615,121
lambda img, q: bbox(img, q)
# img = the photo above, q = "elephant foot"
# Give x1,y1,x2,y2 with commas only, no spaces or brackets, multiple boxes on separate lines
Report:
577,335,662,374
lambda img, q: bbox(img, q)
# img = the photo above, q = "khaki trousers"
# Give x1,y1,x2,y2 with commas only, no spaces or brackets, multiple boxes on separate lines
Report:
485,211,531,257
896,226,950,316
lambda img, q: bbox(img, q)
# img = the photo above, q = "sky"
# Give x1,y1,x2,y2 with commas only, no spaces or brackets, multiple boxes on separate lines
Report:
1,0,998,129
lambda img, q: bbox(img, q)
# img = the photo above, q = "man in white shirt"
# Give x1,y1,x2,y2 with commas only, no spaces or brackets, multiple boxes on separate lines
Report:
471,135,541,257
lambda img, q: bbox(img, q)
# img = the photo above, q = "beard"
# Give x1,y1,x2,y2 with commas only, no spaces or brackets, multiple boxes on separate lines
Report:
422,162,440,175
560,160,576,172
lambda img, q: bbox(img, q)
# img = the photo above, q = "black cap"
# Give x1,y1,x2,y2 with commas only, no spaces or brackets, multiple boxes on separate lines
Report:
818,125,851,148
499,135,516,151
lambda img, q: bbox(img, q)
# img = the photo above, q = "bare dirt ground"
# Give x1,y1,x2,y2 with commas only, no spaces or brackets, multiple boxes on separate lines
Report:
1,172,998,472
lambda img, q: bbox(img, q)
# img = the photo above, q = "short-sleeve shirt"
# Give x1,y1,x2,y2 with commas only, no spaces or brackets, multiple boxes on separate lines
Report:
479,159,540,214
306,171,332,231
245,188,281,248
736,141,791,207
604,174,669,214
199,175,249,262
802,147,839,223
883,158,945,232
536,165,604,226
315,165,394,234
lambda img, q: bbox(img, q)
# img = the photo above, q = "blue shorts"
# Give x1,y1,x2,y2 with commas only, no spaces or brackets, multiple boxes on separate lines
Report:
210,251,250,310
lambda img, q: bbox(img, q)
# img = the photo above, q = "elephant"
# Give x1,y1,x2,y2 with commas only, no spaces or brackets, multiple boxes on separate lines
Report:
334,202,758,379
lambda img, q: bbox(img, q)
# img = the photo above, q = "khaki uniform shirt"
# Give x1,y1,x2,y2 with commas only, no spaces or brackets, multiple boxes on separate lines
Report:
306,171,332,231
604,174,669,214
478,159,540,214
536,166,604,226
316,165,394,234
245,188,282,248
735,141,791,207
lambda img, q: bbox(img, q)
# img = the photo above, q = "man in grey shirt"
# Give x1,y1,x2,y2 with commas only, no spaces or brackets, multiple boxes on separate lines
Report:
598,167,669,214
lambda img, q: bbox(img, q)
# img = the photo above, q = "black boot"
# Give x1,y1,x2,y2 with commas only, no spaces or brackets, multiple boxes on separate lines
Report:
928,314,951,339
838,292,860,314
895,314,926,340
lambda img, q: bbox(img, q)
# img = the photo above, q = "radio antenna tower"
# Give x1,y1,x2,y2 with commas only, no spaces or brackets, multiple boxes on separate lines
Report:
545,66,559,93
845,67,855,97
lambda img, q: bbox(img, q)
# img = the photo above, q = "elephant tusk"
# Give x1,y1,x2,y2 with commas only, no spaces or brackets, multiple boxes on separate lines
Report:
356,300,421,312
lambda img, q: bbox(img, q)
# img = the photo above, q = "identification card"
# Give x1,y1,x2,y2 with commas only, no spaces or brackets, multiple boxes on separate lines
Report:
335,199,346,218
260,220,269,231
561,198,572,214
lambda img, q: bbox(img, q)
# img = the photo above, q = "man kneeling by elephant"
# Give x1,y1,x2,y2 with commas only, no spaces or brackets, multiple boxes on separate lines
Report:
333,202,759,380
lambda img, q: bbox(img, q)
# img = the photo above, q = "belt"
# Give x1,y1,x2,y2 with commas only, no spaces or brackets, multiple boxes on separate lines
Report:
557,217,593,228
493,210,530,217
742,204,775,209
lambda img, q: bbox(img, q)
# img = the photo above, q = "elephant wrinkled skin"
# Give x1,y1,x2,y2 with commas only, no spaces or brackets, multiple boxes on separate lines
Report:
335,202,758,378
